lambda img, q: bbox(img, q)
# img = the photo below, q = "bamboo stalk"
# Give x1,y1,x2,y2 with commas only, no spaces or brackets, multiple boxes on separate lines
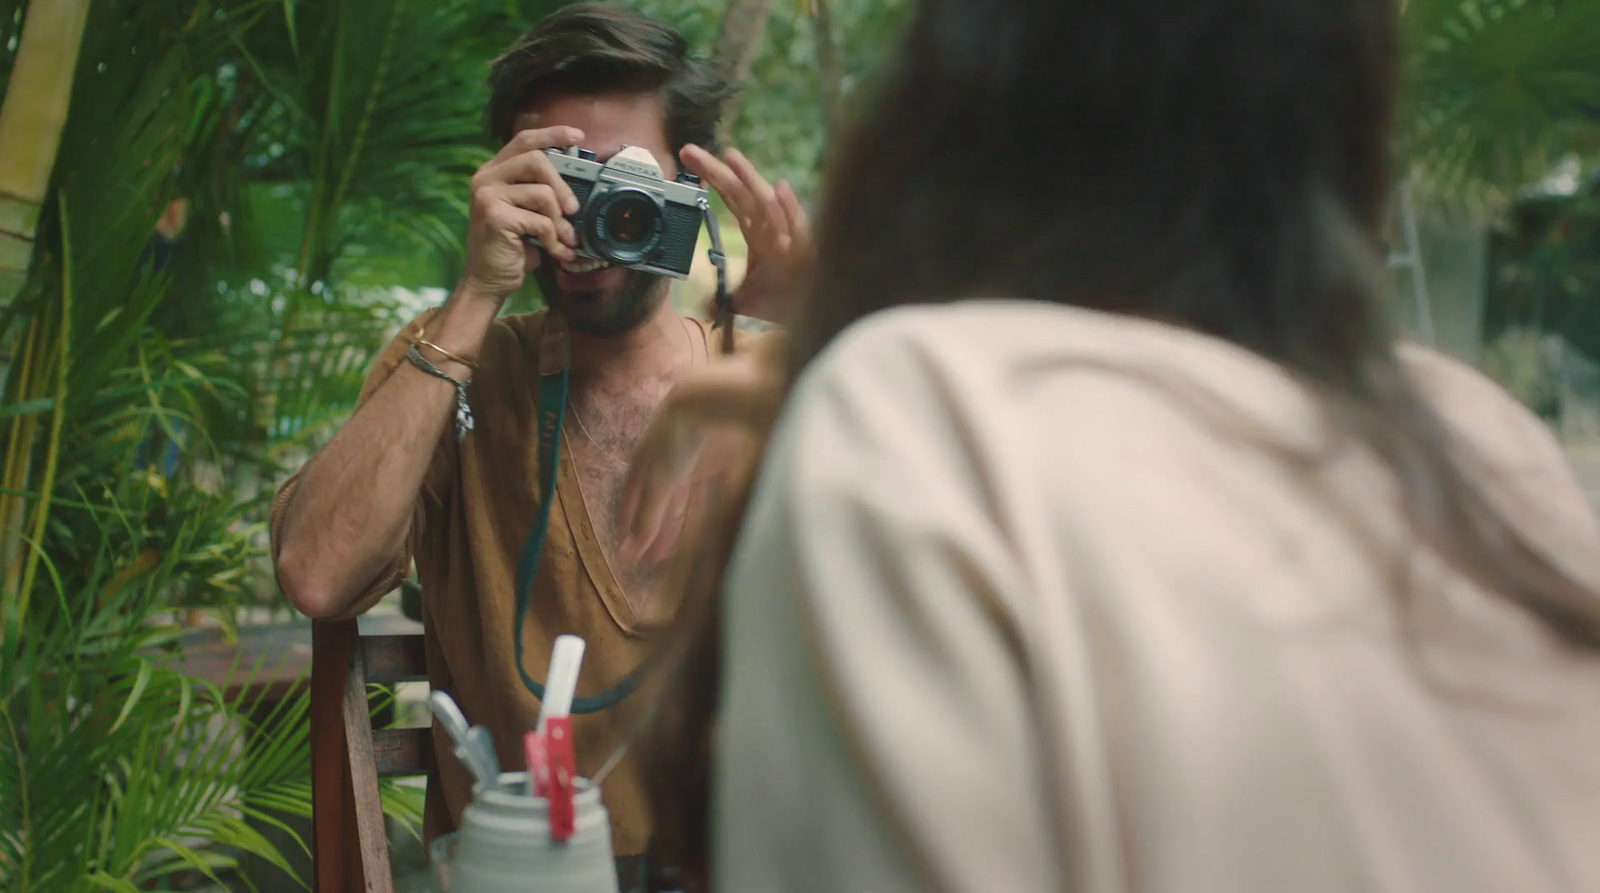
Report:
0,0,95,308
0,0,93,626
0,318,43,614
12,198,71,628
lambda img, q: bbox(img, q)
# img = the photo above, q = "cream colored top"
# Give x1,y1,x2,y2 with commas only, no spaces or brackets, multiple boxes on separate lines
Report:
715,302,1600,893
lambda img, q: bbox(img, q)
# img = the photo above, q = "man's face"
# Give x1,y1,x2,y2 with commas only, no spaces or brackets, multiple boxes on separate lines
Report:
515,92,677,336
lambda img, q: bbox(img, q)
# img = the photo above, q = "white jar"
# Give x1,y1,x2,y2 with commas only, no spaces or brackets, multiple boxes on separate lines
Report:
435,772,620,893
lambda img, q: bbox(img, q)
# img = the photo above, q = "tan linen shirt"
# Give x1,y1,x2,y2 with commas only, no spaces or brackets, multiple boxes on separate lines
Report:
272,306,764,857
718,302,1600,892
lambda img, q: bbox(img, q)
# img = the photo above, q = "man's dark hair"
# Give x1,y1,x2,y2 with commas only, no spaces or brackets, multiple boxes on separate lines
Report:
486,3,735,152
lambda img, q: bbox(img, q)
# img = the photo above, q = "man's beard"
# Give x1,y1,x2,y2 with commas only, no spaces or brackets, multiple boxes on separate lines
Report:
533,257,668,337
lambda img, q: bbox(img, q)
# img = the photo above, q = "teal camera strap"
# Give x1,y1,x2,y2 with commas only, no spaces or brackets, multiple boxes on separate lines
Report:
511,196,736,715
512,343,643,714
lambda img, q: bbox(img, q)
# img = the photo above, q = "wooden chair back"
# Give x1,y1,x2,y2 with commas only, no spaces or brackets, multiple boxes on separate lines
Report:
310,615,431,893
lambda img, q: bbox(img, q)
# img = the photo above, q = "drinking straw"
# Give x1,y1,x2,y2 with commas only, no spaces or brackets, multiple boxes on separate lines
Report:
527,635,586,797
429,691,499,789
536,635,587,733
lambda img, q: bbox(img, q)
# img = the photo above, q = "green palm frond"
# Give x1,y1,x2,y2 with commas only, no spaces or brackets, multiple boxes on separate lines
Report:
2,472,420,890
0,501,314,892
239,0,497,292
2,4,327,884
1,0,519,887
1400,0,1600,205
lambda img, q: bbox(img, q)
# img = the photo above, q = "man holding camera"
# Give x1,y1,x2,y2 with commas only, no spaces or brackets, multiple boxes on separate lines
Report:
269,3,808,877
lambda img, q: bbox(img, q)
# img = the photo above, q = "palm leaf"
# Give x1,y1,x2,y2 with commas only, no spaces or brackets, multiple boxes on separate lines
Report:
1400,0,1600,206
0,505,316,890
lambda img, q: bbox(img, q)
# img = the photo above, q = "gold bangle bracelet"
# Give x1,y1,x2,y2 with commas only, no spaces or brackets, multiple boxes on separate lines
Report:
411,335,479,370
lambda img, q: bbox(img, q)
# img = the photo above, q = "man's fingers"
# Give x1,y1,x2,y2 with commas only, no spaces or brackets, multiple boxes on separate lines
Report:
775,180,813,249
487,125,585,169
724,148,785,239
681,144,754,227
490,184,577,247
491,126,583,165
487,205,574,262
483,150,582,216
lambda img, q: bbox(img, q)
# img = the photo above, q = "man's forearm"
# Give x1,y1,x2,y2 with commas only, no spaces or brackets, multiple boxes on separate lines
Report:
275,288,499,617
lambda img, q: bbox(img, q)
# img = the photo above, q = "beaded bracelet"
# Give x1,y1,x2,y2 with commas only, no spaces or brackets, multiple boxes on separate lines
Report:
406,345,474,442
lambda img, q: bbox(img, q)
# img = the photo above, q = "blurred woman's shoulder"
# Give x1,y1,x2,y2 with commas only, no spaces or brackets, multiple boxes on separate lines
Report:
1396,341,1568,470
816,302,1589,477
809,302,1597,557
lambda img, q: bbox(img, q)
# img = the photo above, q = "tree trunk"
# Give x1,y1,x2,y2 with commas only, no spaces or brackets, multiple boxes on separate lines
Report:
811,0,843,144
712,0,776,143
0,0,94,308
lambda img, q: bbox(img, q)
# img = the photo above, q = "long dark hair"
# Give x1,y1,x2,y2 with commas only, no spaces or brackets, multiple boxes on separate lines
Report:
644,0,1600,884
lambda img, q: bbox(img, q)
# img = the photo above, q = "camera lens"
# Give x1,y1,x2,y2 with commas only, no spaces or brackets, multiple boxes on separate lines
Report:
585,188,663,266
606,198,653,245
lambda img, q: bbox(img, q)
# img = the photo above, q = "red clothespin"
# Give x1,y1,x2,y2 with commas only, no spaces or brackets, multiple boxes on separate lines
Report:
545,717,576,842
529,636,587,842
524,729,551,798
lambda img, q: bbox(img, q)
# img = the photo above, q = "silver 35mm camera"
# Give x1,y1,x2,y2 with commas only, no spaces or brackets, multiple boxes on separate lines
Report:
524,144,707,279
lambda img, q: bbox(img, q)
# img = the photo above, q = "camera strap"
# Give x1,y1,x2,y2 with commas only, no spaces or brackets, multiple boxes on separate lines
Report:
700,196,737,356
511,200,735,714
511,332,647,714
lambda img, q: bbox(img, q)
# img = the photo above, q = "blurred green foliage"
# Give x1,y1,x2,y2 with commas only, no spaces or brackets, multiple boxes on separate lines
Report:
1487,178,1600,360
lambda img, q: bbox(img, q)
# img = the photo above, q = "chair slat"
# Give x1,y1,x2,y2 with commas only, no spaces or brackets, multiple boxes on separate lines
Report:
373,727,433,778
312,616,432,893
341,641,395,892
360,633,428,685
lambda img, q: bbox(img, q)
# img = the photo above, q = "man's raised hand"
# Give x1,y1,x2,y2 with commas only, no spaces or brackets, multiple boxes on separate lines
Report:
680,144,813,325
461,126,588,302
